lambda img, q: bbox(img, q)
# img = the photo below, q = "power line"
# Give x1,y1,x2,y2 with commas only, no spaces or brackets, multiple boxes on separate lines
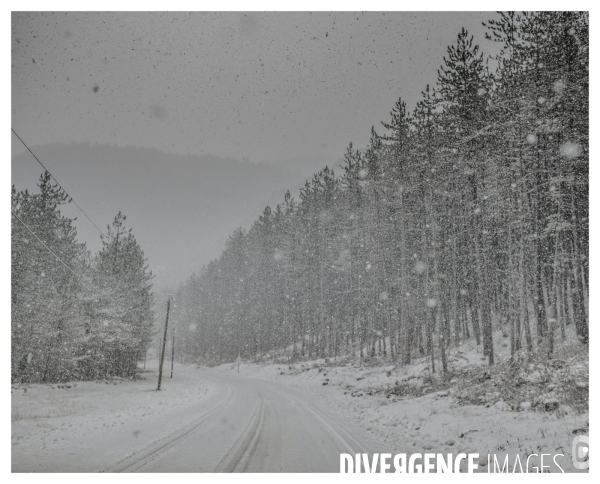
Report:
11,128,106,237
11,209,80,279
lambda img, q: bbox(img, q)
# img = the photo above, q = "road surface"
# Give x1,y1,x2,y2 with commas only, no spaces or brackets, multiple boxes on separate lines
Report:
13,367,388,472
109,369,388,472
106,369,388,472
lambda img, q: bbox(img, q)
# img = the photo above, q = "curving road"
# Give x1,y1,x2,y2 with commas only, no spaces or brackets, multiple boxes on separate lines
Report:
102,369,386,473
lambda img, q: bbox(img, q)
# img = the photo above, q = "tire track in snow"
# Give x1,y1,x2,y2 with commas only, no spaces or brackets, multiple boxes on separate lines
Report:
259,380,363,456
102,384,234,472
214,392,267,472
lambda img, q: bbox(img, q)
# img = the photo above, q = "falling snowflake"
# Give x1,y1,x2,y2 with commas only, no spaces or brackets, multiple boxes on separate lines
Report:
560,142,580,159
414,261,426,274
553,79,565,93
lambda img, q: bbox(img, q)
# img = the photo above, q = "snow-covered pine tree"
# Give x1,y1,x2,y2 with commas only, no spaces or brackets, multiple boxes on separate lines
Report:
95,212,155,377
11,173,85,383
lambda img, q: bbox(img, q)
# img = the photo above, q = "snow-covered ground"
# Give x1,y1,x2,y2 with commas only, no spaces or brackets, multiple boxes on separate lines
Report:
12,366,214,472
12,362,386,472
214,331,588,473
12,331,588,473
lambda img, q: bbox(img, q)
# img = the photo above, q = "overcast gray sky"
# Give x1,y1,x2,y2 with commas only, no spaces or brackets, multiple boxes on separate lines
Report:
11,11,501,288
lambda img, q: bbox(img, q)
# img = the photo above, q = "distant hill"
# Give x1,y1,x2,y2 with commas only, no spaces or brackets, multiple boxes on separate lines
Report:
12,142,308,288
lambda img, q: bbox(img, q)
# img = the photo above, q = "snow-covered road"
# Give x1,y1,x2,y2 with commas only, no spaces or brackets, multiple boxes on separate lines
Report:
12,366,386,472
14,356,587,473
105,370,385,472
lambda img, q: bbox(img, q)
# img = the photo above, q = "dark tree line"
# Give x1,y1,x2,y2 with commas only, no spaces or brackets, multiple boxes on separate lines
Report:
11,173,155,383
170,12,588,370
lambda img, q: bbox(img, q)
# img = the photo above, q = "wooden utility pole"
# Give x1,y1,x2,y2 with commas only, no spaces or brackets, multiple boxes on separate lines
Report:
170,331,175,378
157,296,171,391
